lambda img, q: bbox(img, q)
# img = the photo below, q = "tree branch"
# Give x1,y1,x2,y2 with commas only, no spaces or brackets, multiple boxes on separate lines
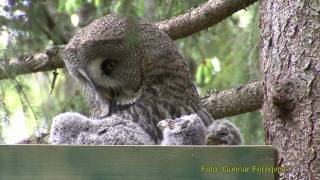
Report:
156,0,258,40
0,46,65,80
201,81,263,119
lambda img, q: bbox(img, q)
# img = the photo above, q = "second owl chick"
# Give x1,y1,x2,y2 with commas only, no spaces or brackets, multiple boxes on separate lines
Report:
158,114,206,145
206,119,243,145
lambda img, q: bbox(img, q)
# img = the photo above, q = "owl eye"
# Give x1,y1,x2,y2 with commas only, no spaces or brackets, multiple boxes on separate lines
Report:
181,120,190,129
101,59,116,75
218,131,228,137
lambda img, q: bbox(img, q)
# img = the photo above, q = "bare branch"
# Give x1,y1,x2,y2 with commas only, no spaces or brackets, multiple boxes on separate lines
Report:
201,81,263,119
0,46,65,80
157,0,258,40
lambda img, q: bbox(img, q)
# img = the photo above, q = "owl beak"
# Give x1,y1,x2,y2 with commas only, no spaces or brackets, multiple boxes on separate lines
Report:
157,120,168,131
157,120,174,130
101,89,113,101
206,134,227,145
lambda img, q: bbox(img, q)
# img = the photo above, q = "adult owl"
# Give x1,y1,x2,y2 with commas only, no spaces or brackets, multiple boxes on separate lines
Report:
63,14,213,144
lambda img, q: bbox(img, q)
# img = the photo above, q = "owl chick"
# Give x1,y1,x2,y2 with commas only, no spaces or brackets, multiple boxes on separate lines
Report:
63,14,213,144
49,112,155,145
157,114,206,145
206,119,243,145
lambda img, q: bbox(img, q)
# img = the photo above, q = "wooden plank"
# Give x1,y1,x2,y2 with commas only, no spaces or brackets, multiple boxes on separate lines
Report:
0,145,278,180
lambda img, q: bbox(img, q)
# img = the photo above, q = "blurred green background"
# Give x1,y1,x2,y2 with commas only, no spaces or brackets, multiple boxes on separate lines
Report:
0,0,264,144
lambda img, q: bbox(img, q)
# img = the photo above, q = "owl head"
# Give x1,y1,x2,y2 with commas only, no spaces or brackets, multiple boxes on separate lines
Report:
64,14,199,117
158,114,206,145
49,112,91,144
206,119,243,145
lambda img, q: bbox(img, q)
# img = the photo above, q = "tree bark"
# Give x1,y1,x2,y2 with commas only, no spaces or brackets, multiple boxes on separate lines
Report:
260,0,320,179
157,0,258,40
0,46,65,80
201,81,263,119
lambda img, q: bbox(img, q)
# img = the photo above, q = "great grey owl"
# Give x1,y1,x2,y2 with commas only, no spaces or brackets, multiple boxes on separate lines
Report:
157,114,206,145
49,112,155,145
206,119,243,145
63,14,213,144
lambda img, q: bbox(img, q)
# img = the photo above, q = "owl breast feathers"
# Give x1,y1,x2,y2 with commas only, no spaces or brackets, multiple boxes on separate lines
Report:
63,14,213,143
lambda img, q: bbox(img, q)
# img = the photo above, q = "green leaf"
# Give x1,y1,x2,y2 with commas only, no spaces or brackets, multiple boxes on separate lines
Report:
94,0,101,7
196,63,205,85
203,63,212,84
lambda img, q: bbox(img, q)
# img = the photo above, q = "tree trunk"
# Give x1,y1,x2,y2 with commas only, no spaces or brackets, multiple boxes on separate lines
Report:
260,0,320,179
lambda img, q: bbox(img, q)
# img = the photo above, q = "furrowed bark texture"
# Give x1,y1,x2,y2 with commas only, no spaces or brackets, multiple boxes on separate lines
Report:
201,81,263,119
157,0,258,40
260,0,320,179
